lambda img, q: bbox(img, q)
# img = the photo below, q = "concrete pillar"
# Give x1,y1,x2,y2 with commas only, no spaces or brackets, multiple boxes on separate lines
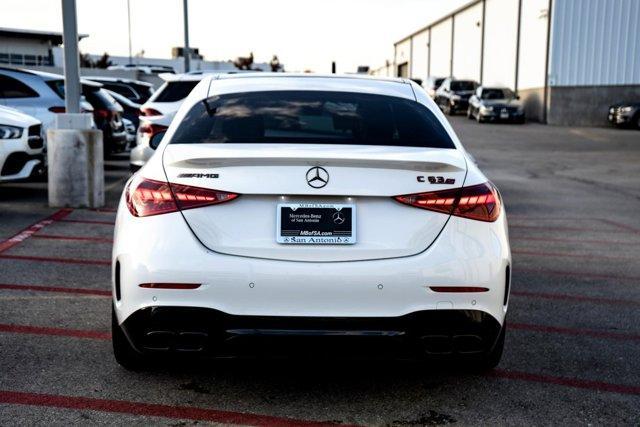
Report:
47,113,104,208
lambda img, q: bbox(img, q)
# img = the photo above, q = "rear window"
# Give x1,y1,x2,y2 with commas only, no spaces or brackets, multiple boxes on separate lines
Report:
0,75,39,98
170,91,455,149
450,81,477,91
154,81,198,102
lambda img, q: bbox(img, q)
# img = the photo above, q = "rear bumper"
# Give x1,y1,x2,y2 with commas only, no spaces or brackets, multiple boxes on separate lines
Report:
120,306,503,358
113,191,511,325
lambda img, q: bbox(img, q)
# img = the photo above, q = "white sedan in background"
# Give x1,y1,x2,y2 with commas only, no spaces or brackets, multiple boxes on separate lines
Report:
0,106,45,182
112,74,511,371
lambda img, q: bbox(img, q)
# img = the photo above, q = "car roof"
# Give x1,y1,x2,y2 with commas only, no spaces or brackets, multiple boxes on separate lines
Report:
200,73,415,100
84,76,153,87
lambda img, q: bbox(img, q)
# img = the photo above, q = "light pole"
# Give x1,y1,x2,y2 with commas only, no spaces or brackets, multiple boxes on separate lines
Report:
127,0,132,64
61,0,80,113
183,0,190,72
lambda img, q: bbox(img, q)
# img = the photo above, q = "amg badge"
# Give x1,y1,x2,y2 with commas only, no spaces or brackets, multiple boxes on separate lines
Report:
178,173,219,179
417,176,455,184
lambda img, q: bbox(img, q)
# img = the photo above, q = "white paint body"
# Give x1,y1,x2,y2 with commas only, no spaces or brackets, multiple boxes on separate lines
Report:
0,106,43,182
113,74,511,328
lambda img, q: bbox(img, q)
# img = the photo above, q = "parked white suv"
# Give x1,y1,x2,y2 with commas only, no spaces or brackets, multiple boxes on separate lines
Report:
0,106,45,182
0,67,93,135
138,74,204,118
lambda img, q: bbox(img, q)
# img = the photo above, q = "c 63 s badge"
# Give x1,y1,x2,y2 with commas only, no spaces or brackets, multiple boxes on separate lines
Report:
417,175,455,184
178,173,219,179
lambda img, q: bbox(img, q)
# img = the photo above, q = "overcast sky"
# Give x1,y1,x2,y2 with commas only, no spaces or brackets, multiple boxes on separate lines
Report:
1,0,468,73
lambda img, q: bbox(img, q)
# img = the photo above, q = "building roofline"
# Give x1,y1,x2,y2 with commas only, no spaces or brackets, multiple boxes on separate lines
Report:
394,0,481,46
0,27,88,45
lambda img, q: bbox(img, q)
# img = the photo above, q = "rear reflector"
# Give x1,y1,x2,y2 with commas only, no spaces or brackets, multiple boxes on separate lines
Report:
139,283,201,289
430,286,489,293
394,182,501,222
126,176,239,217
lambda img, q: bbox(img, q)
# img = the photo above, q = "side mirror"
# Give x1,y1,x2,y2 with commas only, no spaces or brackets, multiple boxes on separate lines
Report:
149,131,166,150
516,95,521,100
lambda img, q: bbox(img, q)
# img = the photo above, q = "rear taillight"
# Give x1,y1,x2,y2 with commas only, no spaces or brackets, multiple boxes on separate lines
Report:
394,182,501,222
126,177,239,217
140,107,162,116
95,109,112,119
138,123,168,137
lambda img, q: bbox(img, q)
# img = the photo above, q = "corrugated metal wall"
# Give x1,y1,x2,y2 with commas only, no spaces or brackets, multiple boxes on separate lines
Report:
429,19,453,77
482,0,519,88
550,0,640,86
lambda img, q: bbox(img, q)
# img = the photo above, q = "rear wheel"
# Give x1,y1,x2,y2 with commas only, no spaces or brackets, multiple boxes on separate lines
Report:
112,306,146,371
469,321,506,371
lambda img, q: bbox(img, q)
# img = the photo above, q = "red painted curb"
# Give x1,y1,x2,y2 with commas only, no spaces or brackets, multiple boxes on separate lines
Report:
510,322,640,341
492,369,640,396
511,290,640,306
0,390,347,426
0,254,110,266
517,268,640,282
0,324,110,340
59,219,115,226
32,234,113,243
0,209,73,253
512,249,635,261
0,283,111,297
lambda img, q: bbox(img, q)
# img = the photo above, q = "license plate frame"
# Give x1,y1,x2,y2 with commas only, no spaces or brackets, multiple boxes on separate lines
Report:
500,109,509,119
276,203,356,245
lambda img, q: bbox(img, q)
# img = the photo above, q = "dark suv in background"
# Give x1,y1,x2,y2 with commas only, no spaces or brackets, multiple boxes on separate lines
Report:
85,77,155,104
468,86,525,123
434,78,478,115
46,80,127,154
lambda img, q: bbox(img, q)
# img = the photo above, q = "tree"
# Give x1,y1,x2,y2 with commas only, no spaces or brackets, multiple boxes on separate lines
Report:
270,55,283,72
233,52,254,70
95,53,113,69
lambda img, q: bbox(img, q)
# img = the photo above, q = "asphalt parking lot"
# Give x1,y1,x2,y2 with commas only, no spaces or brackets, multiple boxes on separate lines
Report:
1,119,639,425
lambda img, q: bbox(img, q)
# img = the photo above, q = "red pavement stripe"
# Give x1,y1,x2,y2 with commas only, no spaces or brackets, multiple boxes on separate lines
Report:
511,290,640,306
0,254,110,266
59,218,115,225
510,322,640,342
32,234,113,244
515,236,640,246
0,390,341,426
0,324,110,340
0,209,73,253
0,283,110,297
517,267,640,282
512,249,635,261
596,219,640,234
492,369,640,396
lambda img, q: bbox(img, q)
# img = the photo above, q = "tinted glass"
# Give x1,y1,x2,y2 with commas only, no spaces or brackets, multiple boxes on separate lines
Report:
154,81,198,102
450,81,477,91
103,83,138,99
0,75,39,98
481,88,514,100
170,91,455,149
45,79,65,99
83,87,119,110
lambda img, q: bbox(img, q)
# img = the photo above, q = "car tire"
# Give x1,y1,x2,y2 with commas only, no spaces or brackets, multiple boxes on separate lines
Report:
445,104,454,116
476,113,484,124
635,113,640,130
112,306,146,371
469,321,506,371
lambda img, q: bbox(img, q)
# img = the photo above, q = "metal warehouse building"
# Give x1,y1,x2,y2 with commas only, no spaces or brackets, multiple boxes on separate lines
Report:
382,0,640,126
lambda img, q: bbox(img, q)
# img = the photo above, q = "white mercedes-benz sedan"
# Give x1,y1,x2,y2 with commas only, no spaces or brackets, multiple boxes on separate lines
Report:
112,73,511,370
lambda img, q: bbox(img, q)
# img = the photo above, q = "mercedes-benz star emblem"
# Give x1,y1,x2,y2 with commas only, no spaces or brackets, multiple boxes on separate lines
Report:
332,211,345,224
306,167,329,188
